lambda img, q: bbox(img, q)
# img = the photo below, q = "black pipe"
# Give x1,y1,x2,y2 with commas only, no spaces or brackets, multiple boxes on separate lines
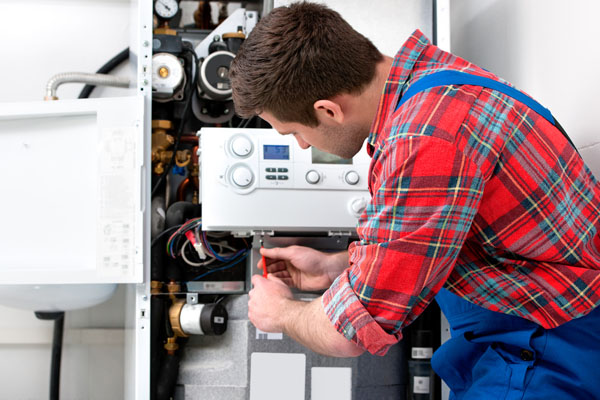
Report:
156,353,181,400
78,48,129,99
150,296,166,400
35,311,65,400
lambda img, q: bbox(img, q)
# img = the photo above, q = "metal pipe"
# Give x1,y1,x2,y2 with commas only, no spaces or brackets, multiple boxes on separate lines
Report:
45,72,130,100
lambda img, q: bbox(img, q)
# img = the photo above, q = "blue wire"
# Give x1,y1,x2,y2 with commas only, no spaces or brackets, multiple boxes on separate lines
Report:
203,234,246,262
191,253,248,281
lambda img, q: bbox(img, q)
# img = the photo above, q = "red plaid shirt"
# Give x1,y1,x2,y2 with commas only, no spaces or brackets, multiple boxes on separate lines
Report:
323,30,600,355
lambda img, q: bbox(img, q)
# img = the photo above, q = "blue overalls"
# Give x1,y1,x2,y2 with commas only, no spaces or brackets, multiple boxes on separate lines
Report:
396,72,600,399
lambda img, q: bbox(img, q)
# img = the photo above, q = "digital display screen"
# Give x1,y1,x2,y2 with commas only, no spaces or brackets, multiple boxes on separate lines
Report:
263,144,290,160
311,147,352,165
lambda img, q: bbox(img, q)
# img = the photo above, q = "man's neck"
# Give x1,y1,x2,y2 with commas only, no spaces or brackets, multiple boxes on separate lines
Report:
362,56,394,133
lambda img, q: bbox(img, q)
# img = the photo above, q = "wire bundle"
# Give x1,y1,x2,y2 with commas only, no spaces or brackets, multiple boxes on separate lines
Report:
165,218,249,280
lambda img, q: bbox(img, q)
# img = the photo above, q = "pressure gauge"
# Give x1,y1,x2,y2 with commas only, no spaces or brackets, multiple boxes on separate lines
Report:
154,0,179,20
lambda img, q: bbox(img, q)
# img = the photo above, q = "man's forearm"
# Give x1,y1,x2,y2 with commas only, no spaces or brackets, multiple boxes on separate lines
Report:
325,250,350,282
280,296,364,358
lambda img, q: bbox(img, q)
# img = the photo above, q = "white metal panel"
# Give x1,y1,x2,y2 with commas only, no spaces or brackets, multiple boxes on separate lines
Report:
0,96,145,284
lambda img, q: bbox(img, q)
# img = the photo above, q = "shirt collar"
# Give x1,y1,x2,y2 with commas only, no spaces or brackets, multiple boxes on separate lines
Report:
366,29,431,152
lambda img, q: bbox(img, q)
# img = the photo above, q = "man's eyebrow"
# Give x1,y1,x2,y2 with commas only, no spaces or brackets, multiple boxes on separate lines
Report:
278,131,295,136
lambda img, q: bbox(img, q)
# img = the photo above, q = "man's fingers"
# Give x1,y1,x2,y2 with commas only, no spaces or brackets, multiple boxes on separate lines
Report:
259,258,288,273
272,270,291,279
251,274,266,286
260,246,297,261
267,261,288,273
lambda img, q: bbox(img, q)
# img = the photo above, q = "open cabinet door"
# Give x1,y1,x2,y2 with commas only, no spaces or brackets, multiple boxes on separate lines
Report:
0,95,146,284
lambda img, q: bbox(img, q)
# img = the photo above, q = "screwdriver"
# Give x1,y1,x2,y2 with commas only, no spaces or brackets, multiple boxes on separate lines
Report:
260,239,267,278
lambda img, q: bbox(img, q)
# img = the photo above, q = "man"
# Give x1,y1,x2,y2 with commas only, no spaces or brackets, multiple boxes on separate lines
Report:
230,2,600,398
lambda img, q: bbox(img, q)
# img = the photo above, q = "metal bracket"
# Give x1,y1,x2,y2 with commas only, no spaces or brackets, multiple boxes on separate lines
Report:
232,231,253,238
250,230,275,237
186,292,199,305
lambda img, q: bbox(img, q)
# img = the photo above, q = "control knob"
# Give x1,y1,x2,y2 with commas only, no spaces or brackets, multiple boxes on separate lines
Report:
230,135,253,158
344,170,360,185
349,197,368,217
230,165,254,188
305,170,321,184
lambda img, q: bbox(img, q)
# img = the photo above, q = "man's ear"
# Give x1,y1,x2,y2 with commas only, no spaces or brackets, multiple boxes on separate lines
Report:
314,99,344,125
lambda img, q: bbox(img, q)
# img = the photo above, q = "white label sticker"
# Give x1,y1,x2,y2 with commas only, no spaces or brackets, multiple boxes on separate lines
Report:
413,376,430,394
256,328,283,340
311,367,352,400
411,347,433,359
250,353,305,400
97,127,136,275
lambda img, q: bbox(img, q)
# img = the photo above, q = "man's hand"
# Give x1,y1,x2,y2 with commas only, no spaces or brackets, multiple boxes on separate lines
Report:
248,274,293,332
248,274,365,358
258,246,348,291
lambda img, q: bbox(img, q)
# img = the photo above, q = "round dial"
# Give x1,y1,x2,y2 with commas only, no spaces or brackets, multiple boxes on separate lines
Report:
154,0,179,20
230,135,253,158
305,170,321,185
344,170,360,185
230,165,254,188
349,197,367,216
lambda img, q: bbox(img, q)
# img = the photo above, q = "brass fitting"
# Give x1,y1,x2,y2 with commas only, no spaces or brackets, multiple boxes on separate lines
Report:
154,27,177,36
152,120,175,174
166,281,181,294
168,299,189,338
175,149,192,167
222,30,246,40
151,280,163,295
164,336,179,354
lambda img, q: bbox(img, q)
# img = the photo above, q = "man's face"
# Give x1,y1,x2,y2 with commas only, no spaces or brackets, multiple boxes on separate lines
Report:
259,111,365,159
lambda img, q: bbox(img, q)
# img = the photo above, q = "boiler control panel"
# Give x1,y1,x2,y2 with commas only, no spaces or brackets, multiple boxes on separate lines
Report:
200,128,371,233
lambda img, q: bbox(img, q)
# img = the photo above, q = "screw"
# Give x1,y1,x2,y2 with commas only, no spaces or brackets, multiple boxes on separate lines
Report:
142,295,148,301
224,108,230,114
143,40,150,47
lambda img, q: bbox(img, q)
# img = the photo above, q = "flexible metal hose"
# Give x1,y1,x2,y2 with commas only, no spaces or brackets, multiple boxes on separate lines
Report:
45,72,130,100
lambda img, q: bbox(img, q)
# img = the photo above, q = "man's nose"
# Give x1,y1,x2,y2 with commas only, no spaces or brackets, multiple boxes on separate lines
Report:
294,135,310,149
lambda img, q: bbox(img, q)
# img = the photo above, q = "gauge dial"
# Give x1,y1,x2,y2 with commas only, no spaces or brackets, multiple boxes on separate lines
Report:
154,0,179,20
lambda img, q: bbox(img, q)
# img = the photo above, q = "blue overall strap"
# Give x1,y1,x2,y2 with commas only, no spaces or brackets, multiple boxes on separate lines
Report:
395,70,580,152
396,70,555,125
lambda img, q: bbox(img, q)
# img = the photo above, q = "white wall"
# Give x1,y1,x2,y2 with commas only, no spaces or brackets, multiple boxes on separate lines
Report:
275,0,435,57
0,1,131,399
450,0,600,177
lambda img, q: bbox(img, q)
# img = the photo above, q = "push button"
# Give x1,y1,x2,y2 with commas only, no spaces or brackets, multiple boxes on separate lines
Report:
277,175,289,180
305,170,320,184
266,175,277,180
520,349,534,361
266,168,276,172
277,168,288,173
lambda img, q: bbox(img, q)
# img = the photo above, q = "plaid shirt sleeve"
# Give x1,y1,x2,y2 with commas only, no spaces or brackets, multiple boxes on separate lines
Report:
322,133,484,355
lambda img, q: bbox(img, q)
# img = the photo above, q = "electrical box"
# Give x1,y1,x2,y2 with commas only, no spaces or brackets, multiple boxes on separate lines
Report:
200,127,370,234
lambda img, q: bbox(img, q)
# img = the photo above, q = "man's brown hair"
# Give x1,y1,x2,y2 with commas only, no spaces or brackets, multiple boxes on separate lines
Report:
230,2,383,126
